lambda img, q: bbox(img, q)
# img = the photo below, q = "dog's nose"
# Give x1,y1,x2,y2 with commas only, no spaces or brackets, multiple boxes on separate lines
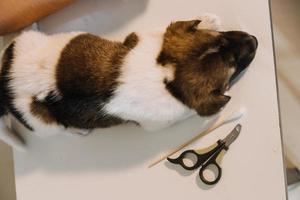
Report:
251,35,258,49
228,33,258,84
243,35,258,54
248,35,258,52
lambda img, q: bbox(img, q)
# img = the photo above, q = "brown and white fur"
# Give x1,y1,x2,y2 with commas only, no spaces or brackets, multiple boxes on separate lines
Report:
0,14,258,150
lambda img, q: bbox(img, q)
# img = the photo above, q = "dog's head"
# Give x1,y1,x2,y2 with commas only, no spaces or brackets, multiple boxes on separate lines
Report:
158,19,258,116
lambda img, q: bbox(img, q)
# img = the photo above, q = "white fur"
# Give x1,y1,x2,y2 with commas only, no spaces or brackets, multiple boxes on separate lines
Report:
103,32,196,131
8,31,83,137
0,44,28,150
198,13,221,31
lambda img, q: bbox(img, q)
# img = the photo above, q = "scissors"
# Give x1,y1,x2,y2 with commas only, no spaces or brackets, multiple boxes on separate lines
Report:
167,124,242,185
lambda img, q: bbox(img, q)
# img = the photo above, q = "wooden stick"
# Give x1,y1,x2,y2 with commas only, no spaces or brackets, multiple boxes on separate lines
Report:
148,108,245,168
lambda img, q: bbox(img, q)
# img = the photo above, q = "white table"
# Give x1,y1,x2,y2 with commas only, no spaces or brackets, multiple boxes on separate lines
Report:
13,0,287,199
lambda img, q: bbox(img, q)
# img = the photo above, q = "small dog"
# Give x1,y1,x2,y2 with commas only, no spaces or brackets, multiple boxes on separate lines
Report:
0,14,257,149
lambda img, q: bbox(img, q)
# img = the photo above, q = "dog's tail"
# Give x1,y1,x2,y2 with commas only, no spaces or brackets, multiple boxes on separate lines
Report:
0,79,26,151
0,75,26,151
0,43,26,152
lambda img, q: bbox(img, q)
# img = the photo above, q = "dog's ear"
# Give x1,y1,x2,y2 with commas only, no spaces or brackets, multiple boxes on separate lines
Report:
168,19,201,33
185,19,201,32
123,32,139,49
196,94,231,116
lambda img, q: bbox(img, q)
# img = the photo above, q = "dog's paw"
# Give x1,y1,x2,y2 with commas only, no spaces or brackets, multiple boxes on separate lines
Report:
67,128,92,137
198,13,221,31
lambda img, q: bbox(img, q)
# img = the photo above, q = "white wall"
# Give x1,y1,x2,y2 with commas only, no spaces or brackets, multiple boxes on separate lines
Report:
272,0,300,168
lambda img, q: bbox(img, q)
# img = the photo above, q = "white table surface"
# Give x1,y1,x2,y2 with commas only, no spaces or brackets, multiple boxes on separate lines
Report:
13,0,287,199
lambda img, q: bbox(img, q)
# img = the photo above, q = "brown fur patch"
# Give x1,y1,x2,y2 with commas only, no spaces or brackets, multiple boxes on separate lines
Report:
57,33,129,97
30,33,139,129
158,20,257,116
30,97,56,124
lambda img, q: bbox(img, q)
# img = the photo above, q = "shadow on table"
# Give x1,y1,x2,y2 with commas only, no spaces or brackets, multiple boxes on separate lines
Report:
13,115,216,176
164,153,217,190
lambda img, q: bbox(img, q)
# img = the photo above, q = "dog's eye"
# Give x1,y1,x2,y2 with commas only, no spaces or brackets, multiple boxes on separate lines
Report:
220,38,229,47
229,54,236,63
212,88,222,95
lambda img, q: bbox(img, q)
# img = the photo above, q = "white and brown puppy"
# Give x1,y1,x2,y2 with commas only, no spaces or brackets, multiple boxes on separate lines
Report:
0,15,257,149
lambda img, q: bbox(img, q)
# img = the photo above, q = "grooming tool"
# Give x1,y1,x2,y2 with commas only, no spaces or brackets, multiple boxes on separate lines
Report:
148,108,245,168
168,124,241,185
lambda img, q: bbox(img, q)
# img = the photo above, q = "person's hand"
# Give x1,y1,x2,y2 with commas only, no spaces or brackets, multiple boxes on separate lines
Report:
0,0,74,35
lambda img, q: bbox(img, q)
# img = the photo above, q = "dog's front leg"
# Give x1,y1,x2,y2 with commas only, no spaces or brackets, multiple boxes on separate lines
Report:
67,128,92,136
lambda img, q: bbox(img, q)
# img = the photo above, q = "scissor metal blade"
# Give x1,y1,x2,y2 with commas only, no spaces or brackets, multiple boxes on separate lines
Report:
223,124,242,148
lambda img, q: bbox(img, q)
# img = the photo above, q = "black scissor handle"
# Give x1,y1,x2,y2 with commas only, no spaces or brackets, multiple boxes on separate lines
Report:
168,140,225,171
199,160,222,185
167,149,202,170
